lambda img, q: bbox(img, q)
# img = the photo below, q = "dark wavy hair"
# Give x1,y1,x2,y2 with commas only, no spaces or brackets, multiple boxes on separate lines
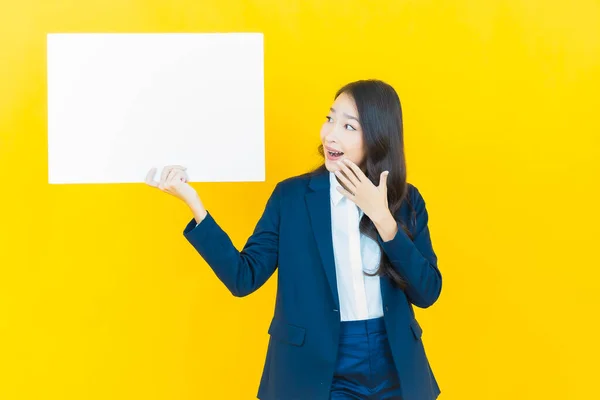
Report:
310,79,416,289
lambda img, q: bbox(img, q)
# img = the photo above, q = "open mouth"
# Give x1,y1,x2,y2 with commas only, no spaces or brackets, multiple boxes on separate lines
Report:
326,147,344,160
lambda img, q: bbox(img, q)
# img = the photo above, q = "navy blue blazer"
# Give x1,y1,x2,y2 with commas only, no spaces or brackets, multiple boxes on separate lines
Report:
183,167,442,400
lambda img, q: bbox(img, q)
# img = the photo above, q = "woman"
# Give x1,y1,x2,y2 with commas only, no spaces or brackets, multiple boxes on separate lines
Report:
146,79,442,400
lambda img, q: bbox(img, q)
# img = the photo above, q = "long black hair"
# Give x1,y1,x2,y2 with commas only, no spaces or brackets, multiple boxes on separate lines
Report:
311,79,415,289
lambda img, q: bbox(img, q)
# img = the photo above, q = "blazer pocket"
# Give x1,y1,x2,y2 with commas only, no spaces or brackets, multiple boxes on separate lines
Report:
268,318,306,346
410,318,423,340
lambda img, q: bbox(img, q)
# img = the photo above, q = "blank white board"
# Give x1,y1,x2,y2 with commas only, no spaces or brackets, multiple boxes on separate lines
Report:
47,33,265,184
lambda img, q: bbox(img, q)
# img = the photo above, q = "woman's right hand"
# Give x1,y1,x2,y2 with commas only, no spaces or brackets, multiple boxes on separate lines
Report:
145,165,207,220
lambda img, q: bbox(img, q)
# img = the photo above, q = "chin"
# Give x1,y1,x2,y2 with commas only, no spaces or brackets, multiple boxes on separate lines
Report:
324,159,340,172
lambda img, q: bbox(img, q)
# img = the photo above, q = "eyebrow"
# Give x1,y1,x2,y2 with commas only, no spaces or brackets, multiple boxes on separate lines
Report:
330,107,360,123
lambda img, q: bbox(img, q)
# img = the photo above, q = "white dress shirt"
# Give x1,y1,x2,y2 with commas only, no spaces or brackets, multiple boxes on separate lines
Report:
329,171,384,321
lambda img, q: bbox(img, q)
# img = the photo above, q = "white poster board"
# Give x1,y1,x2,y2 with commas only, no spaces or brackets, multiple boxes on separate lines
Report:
47,33,265,184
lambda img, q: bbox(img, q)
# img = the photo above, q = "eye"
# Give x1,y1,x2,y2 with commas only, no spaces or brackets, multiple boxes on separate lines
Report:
345,124,356,131
325,116,333,122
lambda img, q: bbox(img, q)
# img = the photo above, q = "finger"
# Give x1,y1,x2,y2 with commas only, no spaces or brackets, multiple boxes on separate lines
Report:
177,168,189,183
334,169,356,192
342,159,366,182
167,170,185,186
145,168,159,188
178,170,188,183
165,168,179,189
164,172,177,192
379,171,389,189
337,160,361,186
159,167,171,189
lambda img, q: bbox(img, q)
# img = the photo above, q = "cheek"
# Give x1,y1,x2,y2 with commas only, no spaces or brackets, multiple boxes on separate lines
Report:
347,135,364,157
319,124,328,141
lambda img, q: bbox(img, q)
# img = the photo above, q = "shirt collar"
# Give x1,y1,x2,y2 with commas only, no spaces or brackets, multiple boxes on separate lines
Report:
329,171,345,206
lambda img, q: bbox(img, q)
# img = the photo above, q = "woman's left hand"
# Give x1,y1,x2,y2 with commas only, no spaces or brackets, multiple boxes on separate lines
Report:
334,159,391,222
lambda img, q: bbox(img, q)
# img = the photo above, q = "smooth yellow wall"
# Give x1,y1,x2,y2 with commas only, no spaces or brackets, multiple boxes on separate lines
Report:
1,1,599,399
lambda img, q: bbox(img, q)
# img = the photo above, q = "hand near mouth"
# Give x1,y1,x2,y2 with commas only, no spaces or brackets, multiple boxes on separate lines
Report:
333,159,391,221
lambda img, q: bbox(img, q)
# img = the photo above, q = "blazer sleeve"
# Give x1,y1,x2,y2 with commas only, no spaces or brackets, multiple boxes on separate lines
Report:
182,182,282,297
376,185,442,308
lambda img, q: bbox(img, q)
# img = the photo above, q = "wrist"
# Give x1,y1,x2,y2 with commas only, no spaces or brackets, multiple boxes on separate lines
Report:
188,199,207,223
192,208,208,224
371,208,393,226
372,209,398,242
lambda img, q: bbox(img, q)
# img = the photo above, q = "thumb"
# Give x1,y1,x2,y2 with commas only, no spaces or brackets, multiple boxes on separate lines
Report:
379,171,389,189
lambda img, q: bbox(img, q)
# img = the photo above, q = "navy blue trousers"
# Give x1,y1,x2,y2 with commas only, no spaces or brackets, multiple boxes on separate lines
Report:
330,317,403,399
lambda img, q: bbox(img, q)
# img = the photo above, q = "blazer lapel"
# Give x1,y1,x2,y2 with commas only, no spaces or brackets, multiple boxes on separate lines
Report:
305,168,340,309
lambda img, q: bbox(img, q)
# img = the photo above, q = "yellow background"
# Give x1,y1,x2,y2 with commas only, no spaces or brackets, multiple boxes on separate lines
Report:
1,0,599,399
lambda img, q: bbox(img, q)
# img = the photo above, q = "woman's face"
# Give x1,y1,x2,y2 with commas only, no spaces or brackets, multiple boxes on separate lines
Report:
320,91,365,172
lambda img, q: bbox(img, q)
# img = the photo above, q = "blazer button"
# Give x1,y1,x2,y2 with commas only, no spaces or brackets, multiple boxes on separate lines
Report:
333,309,339,312
385,306,389,312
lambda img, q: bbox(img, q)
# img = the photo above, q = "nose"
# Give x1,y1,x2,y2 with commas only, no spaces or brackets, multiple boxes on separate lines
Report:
324,133,337,146
324,123,340,143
